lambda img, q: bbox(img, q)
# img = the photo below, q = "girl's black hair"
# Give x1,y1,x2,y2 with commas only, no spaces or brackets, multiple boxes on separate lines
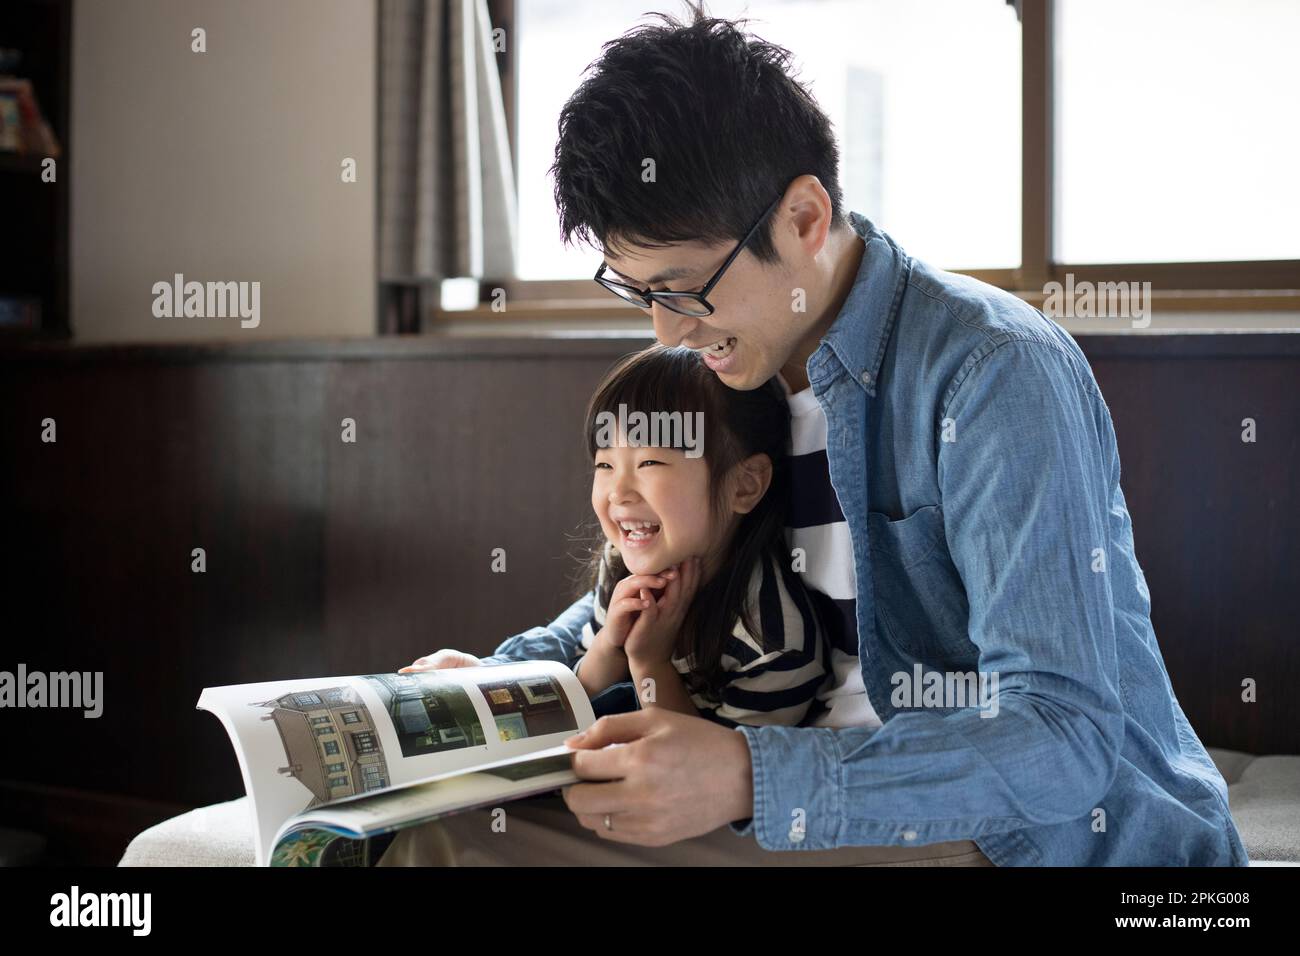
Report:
581,344,792,698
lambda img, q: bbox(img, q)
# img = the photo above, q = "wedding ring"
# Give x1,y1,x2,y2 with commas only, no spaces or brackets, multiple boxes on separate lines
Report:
603,813,613,831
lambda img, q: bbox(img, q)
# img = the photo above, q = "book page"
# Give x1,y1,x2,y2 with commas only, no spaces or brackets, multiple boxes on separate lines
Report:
197,660,595,866
282,746,576,835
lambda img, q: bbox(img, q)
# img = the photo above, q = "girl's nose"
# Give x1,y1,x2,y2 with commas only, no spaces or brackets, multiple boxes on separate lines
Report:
608,472,638,502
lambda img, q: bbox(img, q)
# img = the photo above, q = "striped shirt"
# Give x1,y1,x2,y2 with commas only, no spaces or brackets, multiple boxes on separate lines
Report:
575,540,830,728
779,374,884,730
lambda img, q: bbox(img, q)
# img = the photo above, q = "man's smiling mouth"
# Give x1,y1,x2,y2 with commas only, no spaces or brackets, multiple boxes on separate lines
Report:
693,337,736,359
695,336,738,372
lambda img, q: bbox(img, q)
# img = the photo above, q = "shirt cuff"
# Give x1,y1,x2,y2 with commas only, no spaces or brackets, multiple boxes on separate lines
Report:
733,724,842,850
728,727,756,836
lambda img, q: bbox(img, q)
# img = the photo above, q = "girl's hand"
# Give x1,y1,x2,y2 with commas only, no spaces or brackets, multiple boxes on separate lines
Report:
399,649,482,673
623,556,701,667
600,569,679,651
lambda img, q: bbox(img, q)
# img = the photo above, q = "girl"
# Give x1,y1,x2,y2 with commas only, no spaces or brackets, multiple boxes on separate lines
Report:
403,344,829,729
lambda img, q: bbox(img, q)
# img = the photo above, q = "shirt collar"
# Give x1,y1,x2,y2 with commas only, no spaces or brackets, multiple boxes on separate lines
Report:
806,212,911,397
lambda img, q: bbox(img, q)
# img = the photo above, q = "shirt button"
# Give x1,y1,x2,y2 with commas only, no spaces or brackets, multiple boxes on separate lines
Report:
901,829,918,841
860,370,873,386
788,827,805,844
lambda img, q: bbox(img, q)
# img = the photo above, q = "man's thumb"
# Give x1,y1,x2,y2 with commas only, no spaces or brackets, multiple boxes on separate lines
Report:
567,710,650,749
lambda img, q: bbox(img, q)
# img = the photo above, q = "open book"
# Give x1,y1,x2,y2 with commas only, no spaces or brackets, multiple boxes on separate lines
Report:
198,660,595,866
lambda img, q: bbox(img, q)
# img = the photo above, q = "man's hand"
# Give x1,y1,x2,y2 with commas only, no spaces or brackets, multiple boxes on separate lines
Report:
559,708,754,846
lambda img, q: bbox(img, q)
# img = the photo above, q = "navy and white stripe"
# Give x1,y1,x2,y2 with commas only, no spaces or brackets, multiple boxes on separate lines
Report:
576,540,830,728
780,375,883,731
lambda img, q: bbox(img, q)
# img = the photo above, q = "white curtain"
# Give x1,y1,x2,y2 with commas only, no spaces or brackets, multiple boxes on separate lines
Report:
379,0,517,285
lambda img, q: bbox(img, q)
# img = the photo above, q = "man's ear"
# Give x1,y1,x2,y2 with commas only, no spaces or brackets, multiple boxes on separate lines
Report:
729,453,773,515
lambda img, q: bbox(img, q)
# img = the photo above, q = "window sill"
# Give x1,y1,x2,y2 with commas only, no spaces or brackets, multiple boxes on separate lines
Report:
432,289,1300,336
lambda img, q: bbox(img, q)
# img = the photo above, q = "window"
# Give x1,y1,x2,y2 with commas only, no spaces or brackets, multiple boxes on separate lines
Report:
1055,0,1300,265
514,0,1020,278
487,0,1300,317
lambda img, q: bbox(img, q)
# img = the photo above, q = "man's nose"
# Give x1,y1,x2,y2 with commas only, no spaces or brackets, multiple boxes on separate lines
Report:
652,305,699,348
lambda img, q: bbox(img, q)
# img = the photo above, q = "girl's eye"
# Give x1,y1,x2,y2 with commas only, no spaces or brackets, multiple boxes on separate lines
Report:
594,461,612,470
638,459,664,467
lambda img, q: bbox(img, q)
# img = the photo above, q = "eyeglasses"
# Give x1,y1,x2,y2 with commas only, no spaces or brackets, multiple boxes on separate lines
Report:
593,194,783,317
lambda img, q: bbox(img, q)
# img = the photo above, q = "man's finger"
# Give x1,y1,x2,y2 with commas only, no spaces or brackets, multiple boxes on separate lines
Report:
565,709,653,750
571,810,664,845
561,777,637,816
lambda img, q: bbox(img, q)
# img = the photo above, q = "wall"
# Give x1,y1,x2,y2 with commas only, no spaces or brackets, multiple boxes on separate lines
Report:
70,0,376,342
2,333,1297,862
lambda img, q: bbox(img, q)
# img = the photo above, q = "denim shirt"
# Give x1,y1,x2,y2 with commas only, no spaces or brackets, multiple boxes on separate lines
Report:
482,213,1249,866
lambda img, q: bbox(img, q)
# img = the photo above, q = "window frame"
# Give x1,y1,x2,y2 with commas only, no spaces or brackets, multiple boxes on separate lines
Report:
469,0,1299,321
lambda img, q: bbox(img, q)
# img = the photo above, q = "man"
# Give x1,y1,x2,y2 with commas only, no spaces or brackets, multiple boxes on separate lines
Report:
378,5,1246,866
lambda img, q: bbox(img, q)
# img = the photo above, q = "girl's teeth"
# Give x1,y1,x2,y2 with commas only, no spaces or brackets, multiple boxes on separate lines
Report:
620,521,661,541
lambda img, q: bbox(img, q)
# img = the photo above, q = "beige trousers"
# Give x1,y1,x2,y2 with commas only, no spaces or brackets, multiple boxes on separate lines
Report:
375,794,993,866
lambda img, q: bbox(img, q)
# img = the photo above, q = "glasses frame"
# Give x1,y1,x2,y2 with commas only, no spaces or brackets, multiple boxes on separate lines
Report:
593,194,783,317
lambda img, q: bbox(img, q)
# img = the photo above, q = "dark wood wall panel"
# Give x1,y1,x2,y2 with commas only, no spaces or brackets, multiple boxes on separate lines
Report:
1086,346,1299,762
0,333,1296,863
320,356,601,681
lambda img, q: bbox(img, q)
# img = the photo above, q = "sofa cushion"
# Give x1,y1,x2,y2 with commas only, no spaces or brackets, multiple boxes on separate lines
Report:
118,796,256,867
1207,747,1300,863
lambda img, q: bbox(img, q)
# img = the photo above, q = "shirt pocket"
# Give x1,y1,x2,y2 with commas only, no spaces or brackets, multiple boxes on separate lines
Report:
867,504,973,661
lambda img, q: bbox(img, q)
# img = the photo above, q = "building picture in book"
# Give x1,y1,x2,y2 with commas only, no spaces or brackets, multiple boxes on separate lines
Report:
253,685,392,811
479,676,579,742
363,672,488,757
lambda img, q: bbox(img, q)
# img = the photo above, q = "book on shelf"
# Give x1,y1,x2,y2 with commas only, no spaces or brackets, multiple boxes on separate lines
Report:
199,659,596,866
0,76,62,156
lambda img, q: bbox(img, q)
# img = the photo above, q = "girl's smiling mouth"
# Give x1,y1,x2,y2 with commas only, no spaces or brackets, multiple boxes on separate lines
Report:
617,518,662,549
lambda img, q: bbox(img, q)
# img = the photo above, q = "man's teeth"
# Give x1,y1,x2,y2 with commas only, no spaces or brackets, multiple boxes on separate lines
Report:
699,337,736,358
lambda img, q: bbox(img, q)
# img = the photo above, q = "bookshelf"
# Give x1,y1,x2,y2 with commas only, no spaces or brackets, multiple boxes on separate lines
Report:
0,0,71,340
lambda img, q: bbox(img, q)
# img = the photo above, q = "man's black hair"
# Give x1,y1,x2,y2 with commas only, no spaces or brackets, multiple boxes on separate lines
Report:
549,1,846,267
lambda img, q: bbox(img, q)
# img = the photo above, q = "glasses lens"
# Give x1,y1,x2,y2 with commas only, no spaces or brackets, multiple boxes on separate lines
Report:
653,294,712,317
597,278,651,309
